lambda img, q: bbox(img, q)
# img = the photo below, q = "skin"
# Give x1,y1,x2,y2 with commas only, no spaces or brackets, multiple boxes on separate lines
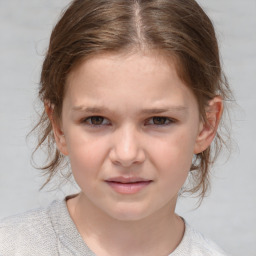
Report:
46,51,223,256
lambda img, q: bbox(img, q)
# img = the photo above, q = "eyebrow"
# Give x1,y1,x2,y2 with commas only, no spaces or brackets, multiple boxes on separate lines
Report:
71,105,188,115
140,107,187,114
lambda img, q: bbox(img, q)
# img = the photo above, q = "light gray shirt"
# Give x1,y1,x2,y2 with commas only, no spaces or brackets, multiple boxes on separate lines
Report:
0,198,227,256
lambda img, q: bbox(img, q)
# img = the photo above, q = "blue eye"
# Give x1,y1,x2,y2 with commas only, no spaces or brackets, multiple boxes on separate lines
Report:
83,116,110,126
146,117,174,126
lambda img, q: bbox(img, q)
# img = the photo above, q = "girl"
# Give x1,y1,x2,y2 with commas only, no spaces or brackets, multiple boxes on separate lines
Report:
0,0,232,255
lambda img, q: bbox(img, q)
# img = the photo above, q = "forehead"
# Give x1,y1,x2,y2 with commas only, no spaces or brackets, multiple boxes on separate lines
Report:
67,52,179,90
67,50,181,81
64,52,198,113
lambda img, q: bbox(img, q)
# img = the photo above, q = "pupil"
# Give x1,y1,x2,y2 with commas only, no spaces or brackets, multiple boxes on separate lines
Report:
91,116,103,125
153,117,166,125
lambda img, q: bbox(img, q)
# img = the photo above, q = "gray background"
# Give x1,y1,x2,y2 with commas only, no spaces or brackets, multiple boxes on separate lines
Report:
0,1,255,255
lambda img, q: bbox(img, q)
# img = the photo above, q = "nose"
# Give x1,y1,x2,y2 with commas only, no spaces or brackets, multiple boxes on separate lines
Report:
109,125,145,167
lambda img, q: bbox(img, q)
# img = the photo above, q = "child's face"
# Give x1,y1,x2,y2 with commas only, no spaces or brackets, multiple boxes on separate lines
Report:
57,52,204,220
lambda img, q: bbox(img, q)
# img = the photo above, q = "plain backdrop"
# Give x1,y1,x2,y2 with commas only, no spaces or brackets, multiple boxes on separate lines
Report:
0,1,256,255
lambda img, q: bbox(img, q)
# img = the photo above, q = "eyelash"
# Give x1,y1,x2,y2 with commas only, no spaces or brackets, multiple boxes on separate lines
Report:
81,116,175,127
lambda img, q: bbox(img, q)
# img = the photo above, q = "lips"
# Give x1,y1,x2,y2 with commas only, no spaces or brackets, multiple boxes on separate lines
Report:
106,176,151,183
105,176,152,194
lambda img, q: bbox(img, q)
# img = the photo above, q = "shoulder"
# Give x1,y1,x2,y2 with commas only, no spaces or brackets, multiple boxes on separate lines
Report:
170,221,229,256
0,200,61,255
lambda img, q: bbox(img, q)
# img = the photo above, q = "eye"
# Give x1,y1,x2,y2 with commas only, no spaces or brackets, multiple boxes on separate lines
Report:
146,116,174,126
83,116,110,126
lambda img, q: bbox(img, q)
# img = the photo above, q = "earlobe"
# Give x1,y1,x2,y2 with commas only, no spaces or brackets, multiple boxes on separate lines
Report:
194,96,223,154
44,102,69,156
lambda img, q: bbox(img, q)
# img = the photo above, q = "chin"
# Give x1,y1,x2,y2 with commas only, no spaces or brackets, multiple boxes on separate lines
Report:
105,203,153,222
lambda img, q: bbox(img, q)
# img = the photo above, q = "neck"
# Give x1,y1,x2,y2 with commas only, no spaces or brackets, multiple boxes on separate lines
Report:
67,193,184,256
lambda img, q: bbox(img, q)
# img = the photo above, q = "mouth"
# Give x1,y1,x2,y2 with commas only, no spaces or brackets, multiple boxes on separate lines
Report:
105,176,153,194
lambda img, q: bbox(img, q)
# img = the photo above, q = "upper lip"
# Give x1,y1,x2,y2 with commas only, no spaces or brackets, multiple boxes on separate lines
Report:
105,176,152,183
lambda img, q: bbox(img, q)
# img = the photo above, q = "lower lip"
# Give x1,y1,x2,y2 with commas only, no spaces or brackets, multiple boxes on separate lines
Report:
106,181,152,194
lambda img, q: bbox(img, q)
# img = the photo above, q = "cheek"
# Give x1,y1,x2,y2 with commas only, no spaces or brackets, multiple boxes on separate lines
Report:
150,135,195,194
150,132,195,171
66,133,109,179
149,134,195,193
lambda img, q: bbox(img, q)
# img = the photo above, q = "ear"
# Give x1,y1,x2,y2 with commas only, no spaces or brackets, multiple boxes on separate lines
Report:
194,96,223,154
44,102,69,156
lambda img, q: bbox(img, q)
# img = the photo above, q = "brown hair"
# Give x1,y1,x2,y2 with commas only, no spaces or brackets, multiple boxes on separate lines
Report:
33,0,232,198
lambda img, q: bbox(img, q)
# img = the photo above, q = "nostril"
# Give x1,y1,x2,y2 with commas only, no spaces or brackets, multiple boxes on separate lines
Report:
109,148,146,167
109,129,146,166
